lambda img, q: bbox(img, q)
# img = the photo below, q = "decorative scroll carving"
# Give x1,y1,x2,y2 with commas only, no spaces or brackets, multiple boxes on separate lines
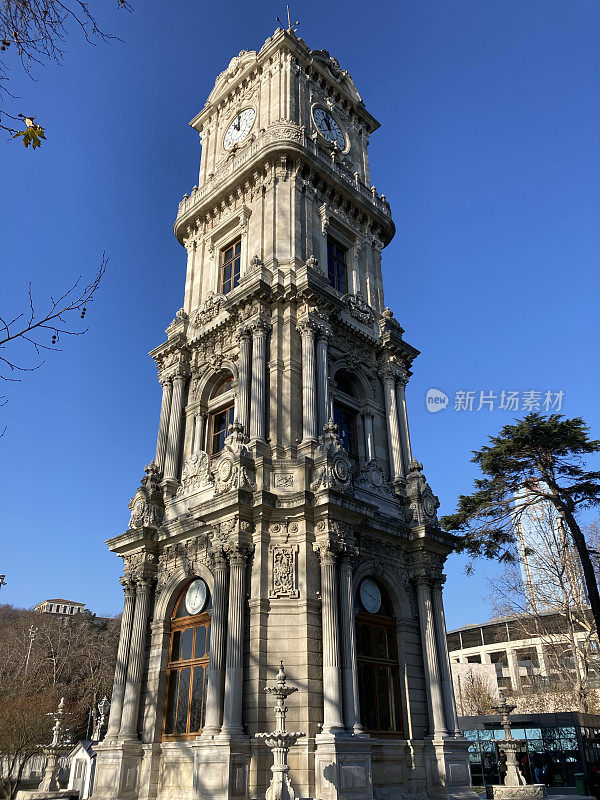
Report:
310,420,353,494
269,544,299,598
191,291,226,327
176,450,212,496
405,460,440,527
354,459,394,497
128,461,164,531
344,291,375,325
156,535,211,595
212,422,256,495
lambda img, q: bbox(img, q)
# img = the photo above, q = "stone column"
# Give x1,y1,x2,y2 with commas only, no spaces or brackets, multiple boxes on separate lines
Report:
221,545,250,736
380,367,403,481
316,327,331,433
163,372,186,483
431,577,460,736
314,543,344,734
203,550,228,735
507,648,520,692
119,578,153,739
236,326,252,437
338,553,362,734
250,320,269,442
155,378,172,472
298,320,318,443
415,575,447,738
105,579,136,741
396,376,413,475
361,409,375,461
193,411,207,453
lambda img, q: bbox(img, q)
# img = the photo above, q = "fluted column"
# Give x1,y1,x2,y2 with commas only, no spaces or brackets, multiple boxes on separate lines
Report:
361,409,375,461
316,327,331,433
119,578,153,739
415,575,447,738
221,545,250,736
396,376,413,475
298,320,318,443
163,373,186,483
431,577,460,736
203,550,228,735
314,543,344,733
249,320,269,442
105,579,136,741
236,326,252,437
155,379,173,472
339,553,363,734
380,367,404,481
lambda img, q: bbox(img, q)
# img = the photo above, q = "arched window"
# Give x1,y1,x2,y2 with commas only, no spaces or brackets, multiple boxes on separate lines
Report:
327,237,347,294
163,579,212,740
220,238,241,295
208,376,235,457
333,369,359,461
355,577,403,736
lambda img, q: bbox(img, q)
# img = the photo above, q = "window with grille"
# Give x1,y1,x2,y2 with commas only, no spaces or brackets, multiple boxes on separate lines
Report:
327,237,347,294
220,238,241,295
163,585,212,740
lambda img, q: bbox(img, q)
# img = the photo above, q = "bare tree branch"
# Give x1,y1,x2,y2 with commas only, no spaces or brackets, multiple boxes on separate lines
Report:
0,252,107,382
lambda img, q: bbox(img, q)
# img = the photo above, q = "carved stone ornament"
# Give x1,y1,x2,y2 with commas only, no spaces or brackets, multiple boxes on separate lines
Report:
212,422,256,495
128,461,165,531
344,291,375,325
191,291,226,327
310,419,353,494
156,535,210,595
354,459,394,497
405,460,440,527
176,450,213,496
269,544,300,598
123,550,157,583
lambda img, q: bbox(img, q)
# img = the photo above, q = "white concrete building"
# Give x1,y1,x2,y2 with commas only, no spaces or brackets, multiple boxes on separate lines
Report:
91,26,474,800
34,599,86,616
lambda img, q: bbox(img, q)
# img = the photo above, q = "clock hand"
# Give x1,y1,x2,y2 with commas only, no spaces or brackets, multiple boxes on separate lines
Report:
234,116,241,131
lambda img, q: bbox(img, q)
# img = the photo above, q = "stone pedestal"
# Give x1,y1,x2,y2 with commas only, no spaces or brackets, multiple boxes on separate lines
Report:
192,736,251,800
91,740,143,800
314,734,373,800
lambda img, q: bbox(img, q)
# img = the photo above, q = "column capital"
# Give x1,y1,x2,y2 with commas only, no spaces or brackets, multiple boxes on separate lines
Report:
313,540,338,566
236,324,252,341
158,374,173,387
412,570,432,591
316,322,332,339
225,541,254,566
297,317,320,337
360,404,375,419
119,577,136,597
249,317,272,336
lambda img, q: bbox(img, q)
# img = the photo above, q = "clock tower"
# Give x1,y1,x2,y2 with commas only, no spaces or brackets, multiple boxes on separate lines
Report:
92,25,475,800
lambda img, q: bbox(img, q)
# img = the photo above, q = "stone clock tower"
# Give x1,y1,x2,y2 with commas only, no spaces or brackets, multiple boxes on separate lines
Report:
92,25,475,800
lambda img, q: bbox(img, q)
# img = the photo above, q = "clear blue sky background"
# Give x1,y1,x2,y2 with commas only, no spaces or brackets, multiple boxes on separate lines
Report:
1,0,599,628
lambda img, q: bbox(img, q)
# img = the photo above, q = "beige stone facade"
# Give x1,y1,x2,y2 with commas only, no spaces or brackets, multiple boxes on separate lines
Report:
91,26,475,800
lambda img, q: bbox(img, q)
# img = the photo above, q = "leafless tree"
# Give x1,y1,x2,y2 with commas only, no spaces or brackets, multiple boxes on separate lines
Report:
487,510,600,713
1,0,131,145
0,252,107,398
454,666,498,716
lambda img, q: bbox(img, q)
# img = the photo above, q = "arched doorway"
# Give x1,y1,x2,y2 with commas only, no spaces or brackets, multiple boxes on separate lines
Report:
163,578,212,740
355,577,403,736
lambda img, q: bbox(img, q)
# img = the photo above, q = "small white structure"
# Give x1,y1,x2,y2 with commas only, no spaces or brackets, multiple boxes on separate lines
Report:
67,743,96,799
34,600,86,616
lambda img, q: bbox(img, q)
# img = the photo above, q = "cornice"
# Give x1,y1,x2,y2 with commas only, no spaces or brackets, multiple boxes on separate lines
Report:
174,122,393,244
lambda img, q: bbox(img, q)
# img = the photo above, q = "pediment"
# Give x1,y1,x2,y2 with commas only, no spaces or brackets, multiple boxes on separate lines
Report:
206,50,259,104
309,49,363,104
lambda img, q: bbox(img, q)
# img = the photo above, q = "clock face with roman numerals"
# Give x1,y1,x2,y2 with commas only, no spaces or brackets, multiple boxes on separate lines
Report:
313,107,346,150
223,108,256,150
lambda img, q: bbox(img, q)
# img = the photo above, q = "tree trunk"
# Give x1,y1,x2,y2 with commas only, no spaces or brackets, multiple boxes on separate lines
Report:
558,504,600,639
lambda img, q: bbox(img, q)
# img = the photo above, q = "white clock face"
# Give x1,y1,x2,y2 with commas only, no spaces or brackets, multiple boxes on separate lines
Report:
223,108,256,150
185,579,208,615
313,107,346,150
360,578,382,614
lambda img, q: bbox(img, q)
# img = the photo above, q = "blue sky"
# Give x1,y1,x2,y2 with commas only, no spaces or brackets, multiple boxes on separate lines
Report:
1,0,598,629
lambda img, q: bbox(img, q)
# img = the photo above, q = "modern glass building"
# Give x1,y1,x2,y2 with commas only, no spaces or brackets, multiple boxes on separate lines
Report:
460,711,600,794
